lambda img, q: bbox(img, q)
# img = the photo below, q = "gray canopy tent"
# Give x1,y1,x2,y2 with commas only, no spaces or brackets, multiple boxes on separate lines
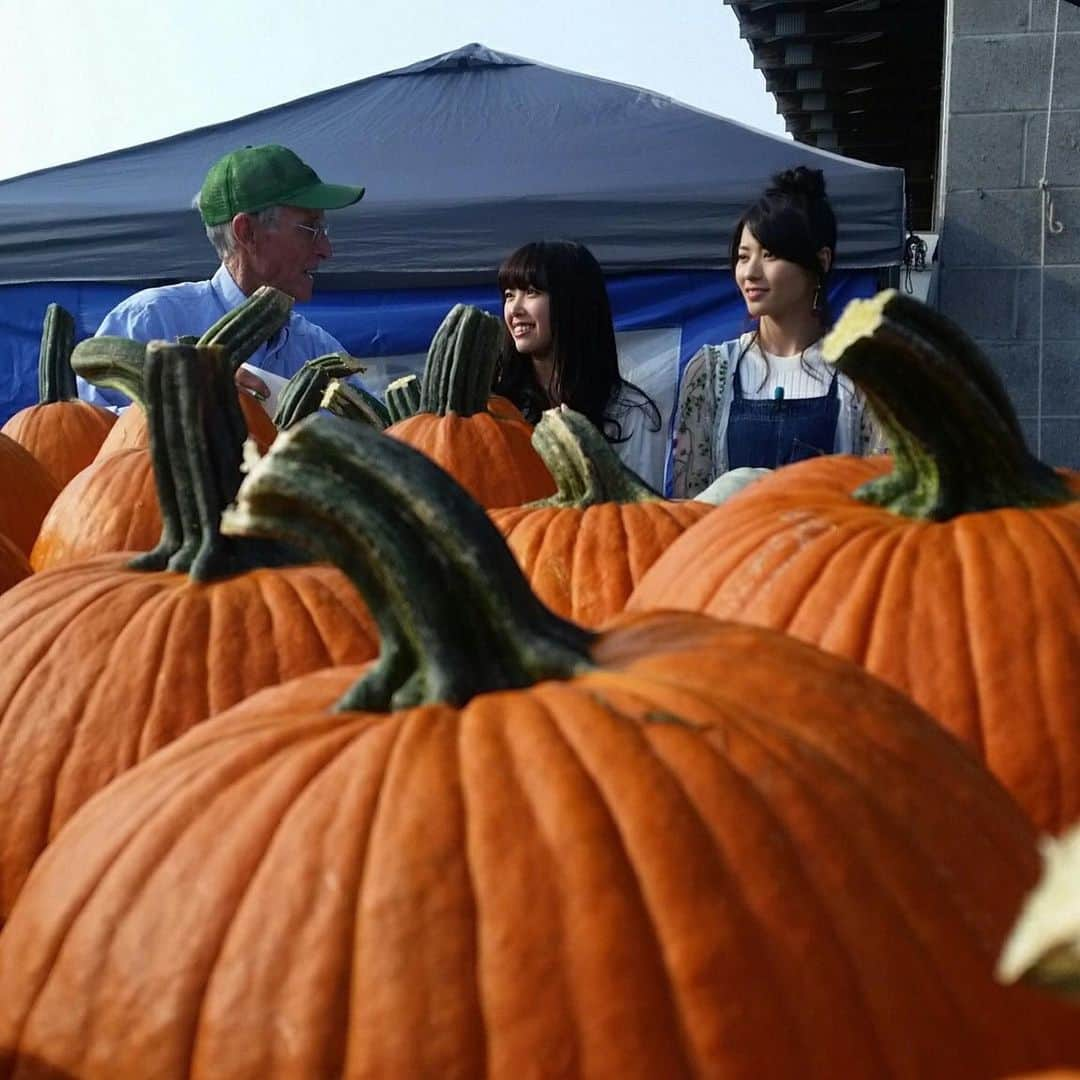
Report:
0,42,904,475
0,42,903,287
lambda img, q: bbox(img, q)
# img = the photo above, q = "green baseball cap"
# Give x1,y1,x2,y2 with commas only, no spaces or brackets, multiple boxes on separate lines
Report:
198,144,365,226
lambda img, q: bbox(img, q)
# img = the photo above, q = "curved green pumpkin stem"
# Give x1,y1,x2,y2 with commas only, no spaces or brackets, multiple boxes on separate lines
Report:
823,289,1075,520
197,286,293,371
37,303,78,403
272,352,373,430
528,406,660,507
70,336,147,407
221,414,597,712
320,379,392,429
385,373,422,422
417,304,504,417
129,341,303,580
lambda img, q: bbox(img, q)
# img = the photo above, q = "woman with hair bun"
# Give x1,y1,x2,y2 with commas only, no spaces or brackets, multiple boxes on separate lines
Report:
495,240,664,487
670,166,883,498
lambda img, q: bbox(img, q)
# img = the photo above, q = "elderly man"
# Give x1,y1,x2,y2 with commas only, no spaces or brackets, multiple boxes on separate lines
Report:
79,143,365,409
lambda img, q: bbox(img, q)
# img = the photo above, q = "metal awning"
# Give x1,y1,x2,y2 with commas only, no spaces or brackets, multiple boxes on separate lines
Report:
724,0,945,228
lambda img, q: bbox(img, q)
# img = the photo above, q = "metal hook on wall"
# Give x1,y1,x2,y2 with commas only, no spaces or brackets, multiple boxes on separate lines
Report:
1042,181,1065,235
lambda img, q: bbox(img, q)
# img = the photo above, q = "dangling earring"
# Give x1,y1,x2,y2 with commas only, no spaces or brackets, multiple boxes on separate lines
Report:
811,283,823,313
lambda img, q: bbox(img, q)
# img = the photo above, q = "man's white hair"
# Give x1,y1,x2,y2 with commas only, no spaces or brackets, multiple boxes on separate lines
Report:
190,193,281,261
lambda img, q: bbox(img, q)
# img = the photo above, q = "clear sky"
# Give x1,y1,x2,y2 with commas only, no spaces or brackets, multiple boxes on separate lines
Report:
0,0,786,182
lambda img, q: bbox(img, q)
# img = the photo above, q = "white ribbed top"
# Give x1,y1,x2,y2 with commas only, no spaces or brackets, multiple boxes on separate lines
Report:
734,339,835,401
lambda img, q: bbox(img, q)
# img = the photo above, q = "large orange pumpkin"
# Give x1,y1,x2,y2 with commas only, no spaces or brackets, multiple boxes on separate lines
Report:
386,304,555,508
490,407,712,625
0,345,377,919
628,290,1080,835
29,446,160,570
1,414,1076,1079
1,304,116,486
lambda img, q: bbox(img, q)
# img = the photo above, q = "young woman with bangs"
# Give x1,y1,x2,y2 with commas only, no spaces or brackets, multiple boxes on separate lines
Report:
669,166,884,498
494,240,664,489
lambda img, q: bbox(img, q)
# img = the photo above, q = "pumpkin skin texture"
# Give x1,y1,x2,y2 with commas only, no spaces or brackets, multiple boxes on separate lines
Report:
3,413,1078,1080
2,399,116,488
95,390,276,459
388,409,555,508
493,498,713,624
490,409,712,625
2,617,1079,1080
29,447,160,570
0,432,60,557
630,293,1080,835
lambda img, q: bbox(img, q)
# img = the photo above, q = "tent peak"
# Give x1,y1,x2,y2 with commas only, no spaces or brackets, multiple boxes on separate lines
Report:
384,43,531,78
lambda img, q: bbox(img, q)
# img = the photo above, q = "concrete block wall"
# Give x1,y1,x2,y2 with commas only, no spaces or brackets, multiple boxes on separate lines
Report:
939,0,1080,465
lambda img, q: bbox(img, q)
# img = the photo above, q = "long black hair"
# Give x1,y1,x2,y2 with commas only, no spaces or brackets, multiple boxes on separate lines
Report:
730,166,838,386
494,241,659,441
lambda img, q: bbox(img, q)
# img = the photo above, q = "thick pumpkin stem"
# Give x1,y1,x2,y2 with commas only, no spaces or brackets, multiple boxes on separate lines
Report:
197,286,293,371
417,304,504,417
823,289,1075,520
129,342,301,580
37,303,78,404
385,374,422,422
222,414,597,711
320,379,391,429
272,353,371,430
528,406,660,506
70,336,147,406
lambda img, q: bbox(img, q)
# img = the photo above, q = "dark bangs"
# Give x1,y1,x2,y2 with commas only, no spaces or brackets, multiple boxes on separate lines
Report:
497,244,550,293
729,200,826,278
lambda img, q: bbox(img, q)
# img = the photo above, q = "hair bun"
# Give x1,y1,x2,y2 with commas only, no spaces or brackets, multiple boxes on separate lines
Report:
768,166,827,201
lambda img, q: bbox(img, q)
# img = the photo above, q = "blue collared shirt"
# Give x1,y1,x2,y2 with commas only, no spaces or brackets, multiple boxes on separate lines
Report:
78,265,350,409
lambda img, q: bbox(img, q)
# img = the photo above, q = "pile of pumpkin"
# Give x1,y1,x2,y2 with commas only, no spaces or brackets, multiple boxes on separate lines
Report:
0,288,1078,1079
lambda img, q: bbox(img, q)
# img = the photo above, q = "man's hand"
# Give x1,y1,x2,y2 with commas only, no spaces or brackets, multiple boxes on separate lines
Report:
235,366,270,401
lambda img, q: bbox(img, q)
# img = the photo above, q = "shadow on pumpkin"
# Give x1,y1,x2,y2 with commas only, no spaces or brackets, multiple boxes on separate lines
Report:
0,1053,78,1079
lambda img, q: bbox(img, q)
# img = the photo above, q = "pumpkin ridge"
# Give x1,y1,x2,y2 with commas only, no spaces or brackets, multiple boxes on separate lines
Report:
814,523,910,671
966,510,1064,828
2,575,168,808
168,720,379,1070
281,717,399,1076
954,515,1017,778
829,521,929,678
260,571,326,679
151,586,216,741
515,686,698,1074
733,513,872,631
637,705,863,1071
61,578,194,775
184,719,384,1076
346,709,487,1076
585,679,831,1070
694,679,1006,1071
459,696,583,1075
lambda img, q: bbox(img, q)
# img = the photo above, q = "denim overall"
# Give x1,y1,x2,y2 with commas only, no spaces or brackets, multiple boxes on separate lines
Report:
726,352,841,469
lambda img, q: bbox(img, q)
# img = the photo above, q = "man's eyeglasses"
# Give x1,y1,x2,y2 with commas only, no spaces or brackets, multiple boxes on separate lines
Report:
294,222,331,243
